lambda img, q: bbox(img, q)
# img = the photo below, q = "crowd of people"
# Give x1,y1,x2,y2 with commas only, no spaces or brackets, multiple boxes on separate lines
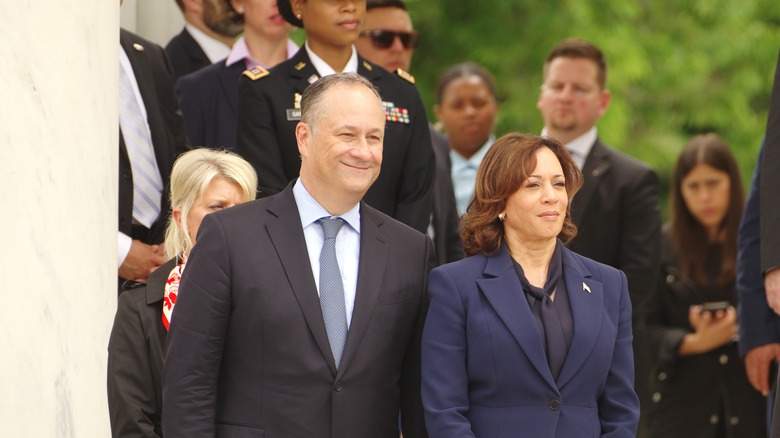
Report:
111,0,780,437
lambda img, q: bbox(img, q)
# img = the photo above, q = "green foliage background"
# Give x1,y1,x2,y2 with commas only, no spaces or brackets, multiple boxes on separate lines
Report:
403,0,780,217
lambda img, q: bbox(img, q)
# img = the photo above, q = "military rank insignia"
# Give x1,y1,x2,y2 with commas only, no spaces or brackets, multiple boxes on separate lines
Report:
287,93,303,121
242,66,269,80
383,101,410,124
395,68,415,84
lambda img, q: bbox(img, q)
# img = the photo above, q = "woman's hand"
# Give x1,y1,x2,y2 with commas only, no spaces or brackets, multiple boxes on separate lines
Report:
678,305,738,356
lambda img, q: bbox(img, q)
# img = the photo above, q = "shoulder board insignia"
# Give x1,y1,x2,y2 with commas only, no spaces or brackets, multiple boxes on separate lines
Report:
362,61,373,71
395,68,415,84
132,43,144,52
242,66,270,81
294,62,307,71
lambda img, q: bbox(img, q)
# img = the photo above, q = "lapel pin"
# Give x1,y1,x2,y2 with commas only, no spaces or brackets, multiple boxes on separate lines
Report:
582,282,591,293
132,43,144,52
294,61,306,71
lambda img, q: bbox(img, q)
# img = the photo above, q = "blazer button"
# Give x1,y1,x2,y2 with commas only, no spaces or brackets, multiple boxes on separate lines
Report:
719,354,729,365
709,415,719,425
548,399,560,411
334,382,343,392
729,416,739,426
657,372,668,381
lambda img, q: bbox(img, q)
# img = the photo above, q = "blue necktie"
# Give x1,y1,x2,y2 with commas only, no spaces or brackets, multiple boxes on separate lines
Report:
318,217,348,369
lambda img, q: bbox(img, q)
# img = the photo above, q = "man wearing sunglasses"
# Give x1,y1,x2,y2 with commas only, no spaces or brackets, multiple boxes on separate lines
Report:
356,0,463,267
355,0,419,73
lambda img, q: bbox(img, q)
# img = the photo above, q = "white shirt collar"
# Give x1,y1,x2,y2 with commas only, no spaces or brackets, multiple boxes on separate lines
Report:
304,41,359,76
293,179,361,234
184,23,231,63
541,126,597,170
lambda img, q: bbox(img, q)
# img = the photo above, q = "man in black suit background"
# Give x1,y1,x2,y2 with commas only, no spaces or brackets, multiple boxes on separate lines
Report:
163,73,431,437
536,38,661,416
166,0,242,81
355,0,462,264
118,27,189,284
737,49,780,436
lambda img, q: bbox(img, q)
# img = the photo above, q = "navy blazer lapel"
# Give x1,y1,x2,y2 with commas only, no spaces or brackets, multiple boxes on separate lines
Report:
218,61,245,117
337,203,387,377
265,185,338,374
572,139,611,225
477,245,557,389
556,247,604,388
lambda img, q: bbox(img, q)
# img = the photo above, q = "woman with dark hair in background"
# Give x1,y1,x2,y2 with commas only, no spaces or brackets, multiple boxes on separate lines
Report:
422,133,639,437
641,133,765,437
434,62,499,215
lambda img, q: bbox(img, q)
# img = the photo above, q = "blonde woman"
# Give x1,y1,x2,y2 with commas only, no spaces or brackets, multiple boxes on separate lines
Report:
107,148,257,437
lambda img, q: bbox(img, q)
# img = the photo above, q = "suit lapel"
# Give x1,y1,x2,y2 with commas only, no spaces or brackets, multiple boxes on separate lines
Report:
218,61,245,117
287,48,319,96
477,245,557,389
265,186,338,374
336,204,387,377
571,139,610,225
555,248,604,388
119,30,167,179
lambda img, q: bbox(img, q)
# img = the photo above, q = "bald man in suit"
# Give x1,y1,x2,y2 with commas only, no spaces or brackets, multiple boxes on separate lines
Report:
163,73,432,437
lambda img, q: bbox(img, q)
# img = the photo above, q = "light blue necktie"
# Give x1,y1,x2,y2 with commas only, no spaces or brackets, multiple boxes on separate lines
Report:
318,217,348,369
119,61,163,228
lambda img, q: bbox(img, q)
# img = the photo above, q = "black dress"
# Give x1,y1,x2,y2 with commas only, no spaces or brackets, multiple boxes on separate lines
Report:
641,228,765,437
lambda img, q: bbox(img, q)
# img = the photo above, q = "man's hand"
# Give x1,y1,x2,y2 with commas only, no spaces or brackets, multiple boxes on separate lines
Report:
119,240,166,281
766,269,780,315
744,343,780,396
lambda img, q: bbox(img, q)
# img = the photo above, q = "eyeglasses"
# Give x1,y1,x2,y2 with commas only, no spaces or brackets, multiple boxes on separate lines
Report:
359,29,420,49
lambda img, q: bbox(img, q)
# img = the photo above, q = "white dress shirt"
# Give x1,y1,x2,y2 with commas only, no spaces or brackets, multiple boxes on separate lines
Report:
293,180,360,328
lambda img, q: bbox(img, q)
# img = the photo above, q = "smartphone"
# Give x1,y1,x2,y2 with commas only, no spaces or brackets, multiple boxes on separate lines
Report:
700,301,731,314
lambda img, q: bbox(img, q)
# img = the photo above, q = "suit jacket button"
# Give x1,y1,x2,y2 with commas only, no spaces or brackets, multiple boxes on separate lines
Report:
548,399,560,411
719,354,729,365
334,382,343,392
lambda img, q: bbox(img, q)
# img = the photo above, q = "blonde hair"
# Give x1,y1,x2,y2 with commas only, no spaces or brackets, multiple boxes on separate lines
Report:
164,148,258,259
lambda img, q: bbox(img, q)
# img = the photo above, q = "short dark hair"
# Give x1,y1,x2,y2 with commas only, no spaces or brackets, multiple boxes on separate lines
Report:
544,38,608,89
461,133,582,256
435,62,498,105
366,0,407,11
670,133,744,287
300,73,382,130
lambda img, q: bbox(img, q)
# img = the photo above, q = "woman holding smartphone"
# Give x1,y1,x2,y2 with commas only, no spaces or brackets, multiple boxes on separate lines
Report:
640,134,764,437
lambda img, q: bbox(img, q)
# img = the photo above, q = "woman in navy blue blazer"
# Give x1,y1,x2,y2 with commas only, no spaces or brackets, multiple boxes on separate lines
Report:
422,133,639,437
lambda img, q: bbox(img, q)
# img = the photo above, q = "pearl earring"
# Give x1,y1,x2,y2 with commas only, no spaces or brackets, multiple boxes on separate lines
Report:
498,212,506,221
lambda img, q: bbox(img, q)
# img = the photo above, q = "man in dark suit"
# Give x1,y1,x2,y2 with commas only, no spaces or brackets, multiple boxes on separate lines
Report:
536,38,661,415
165,0,242,81
354,0,462,263
236,0,435,235
737,49,780,437
163,73,432,437
118,29,189,284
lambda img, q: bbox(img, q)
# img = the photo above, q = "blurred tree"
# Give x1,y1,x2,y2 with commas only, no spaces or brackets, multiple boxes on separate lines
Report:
406,0,780,217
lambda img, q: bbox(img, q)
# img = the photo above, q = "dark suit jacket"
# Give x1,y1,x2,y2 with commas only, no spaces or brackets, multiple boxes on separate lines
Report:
236,47,435,233
430,128,463,264
107,258,176,438
165,28,211,82
119,30,189,246
176,60,245,150
642,230,765,438
567,138,661,311
162,183,433,437
422,243,639,437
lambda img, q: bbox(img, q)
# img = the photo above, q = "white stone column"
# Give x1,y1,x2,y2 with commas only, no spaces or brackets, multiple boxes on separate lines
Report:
0,2,118,436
